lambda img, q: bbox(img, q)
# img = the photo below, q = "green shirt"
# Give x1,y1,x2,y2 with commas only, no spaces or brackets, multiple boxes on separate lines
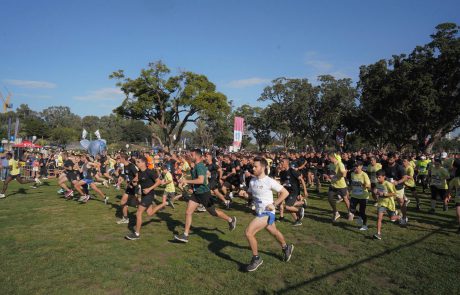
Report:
191,162,210,194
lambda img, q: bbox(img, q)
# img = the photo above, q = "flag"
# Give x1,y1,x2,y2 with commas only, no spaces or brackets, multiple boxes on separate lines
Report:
14,117,19,141
82,129,88,139
94,129,101,139
233,117,244,149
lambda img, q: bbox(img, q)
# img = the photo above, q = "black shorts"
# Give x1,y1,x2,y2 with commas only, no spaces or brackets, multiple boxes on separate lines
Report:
430,186,447,200
139,194,154,208
190,191,214,208
405,185,416,192
66,171,79,182
8,174,19,180
329,186,348,197
209,180,220,190
285,194,299,206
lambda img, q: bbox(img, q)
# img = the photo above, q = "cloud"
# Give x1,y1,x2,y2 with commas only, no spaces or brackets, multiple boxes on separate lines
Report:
227,77,271,88
304,51,333,73
3,79,57,89
15,93,53,99
73,88,124,101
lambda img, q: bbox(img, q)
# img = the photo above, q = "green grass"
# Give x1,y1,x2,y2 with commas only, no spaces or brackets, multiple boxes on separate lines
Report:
0,180,459,295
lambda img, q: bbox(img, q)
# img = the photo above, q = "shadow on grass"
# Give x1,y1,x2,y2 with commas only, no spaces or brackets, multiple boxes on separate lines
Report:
270,227,443,294
6,188,28,197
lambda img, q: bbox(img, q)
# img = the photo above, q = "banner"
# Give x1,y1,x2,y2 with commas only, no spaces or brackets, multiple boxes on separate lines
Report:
14,117,19,141
233,116,244,149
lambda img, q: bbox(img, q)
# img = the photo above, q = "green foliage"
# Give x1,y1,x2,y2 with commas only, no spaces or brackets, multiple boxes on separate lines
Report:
110,61,231,150
50,127,79,145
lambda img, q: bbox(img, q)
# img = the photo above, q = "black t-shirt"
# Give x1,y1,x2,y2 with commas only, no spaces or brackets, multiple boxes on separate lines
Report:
207,161,220,182
279,168,301,195
124,163,138,182
384,164,406,190
64,159,74,169
138,168,159,196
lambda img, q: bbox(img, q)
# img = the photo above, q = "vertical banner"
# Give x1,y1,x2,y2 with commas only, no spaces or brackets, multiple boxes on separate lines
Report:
7,117,12,142
233,116,244,150
14,117,19,142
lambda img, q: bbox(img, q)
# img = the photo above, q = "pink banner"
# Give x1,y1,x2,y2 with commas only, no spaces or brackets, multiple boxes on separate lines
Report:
233,117,244,148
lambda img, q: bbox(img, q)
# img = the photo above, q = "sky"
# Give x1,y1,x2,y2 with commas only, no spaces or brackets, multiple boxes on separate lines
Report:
1,0,459,118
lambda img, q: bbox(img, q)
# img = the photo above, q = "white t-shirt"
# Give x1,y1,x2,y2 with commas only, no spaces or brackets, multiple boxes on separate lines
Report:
248,175,284,214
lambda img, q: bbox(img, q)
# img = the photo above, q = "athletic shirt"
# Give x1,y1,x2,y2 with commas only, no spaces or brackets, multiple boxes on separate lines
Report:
123,163,138,182
375,181,396,211
328,161,347,189
207,161,220,182
163,171,175,193
83,164,97,180
448,177,460,204
8,159,20,175
384,164,406,190
248,175,283,214
416,160,431,175
404,165,415,188
350,171,370,199
138,168,159,196
430,166,449,189
191,162,209,194
279,168,301,195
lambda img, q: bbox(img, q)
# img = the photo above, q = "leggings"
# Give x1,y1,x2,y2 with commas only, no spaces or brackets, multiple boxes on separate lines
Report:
350,197,368,225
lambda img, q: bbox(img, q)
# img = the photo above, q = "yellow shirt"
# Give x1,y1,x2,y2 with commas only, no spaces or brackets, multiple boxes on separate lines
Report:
416,160,431,175
9,159,20,175
404,165,415,188
57,155,63,167
430,166,449,189
448,177,460,204
329,161,347,189
350,171,370,199
376,181,396,211
164,171,175,193
367,163,382,184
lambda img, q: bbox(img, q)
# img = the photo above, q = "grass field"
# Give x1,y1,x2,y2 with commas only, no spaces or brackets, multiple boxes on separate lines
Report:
0,179,459,295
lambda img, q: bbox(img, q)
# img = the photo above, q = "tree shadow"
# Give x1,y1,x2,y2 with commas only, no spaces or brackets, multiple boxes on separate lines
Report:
271,228,442,294
6,188,27,197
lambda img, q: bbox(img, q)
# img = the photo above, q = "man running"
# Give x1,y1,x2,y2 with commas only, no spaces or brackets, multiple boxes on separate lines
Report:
0,152,41,199
243,156,294,272
116,154,139,224
174,149,237,243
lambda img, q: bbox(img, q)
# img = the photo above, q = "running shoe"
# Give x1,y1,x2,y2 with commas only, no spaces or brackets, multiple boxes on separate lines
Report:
333,212,341,222
246,256,263,272
125,231,140,240
174,233,189,243
283,244,294,262
104,196,109,205
64,190,74,198
228,216,237,231
293,220,302,226
348,212,354,221
298,207,305,220
359,225,368,231
373,233,382,240
116,217,129,224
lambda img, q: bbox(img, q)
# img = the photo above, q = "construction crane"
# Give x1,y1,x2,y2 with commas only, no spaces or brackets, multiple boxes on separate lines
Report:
0,88,13,113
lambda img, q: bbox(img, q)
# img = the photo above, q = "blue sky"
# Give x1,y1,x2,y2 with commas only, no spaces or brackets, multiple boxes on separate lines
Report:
1,0,459,118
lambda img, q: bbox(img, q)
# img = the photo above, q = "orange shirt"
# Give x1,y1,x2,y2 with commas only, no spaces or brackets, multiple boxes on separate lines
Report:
145,155,154,169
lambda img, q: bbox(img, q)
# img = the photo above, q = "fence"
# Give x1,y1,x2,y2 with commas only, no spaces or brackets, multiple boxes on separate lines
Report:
0,164,59,181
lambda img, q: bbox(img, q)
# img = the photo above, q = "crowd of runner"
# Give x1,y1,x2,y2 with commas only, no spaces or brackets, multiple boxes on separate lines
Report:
1,148,459,272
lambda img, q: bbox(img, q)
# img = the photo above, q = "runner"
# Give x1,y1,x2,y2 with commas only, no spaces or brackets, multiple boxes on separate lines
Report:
125,156,163,240
324,152,351,222
243,156,294,272
349,161,371,230
174,149,237,243
373,170,400,240
428,158,450,213
0,152,41,199
116,153,139,224
447,168,460,233
403,157,419,210
384,152,408,225
416,155,431,193
278,158,307,226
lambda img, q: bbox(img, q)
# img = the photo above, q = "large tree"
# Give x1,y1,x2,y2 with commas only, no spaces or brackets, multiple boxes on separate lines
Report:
110,61,230,151
354,23,460,152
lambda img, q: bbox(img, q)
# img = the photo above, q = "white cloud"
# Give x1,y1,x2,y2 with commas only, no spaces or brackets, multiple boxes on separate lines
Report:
3,79,57,89
15,93,53,99
227,77,271,88
73,88,123,101
304,51,333,73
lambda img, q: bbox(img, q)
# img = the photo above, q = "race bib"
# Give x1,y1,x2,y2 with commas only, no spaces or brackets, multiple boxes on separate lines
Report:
352,186,364,195
431,175,442,186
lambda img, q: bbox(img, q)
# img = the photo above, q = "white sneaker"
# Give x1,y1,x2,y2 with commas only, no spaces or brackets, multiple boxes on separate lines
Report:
228,192,234,199
116,217,129,224
333,212,341,222
0,193,5,199
359,225,368,231
34,178,42,185
356,216,363,227
348,212,354,221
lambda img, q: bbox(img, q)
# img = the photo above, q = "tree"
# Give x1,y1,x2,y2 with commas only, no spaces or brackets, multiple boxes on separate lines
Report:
50,127,79,146
110,61,231,151
354,23,460,152
41,106,81,129
259,76,357,150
